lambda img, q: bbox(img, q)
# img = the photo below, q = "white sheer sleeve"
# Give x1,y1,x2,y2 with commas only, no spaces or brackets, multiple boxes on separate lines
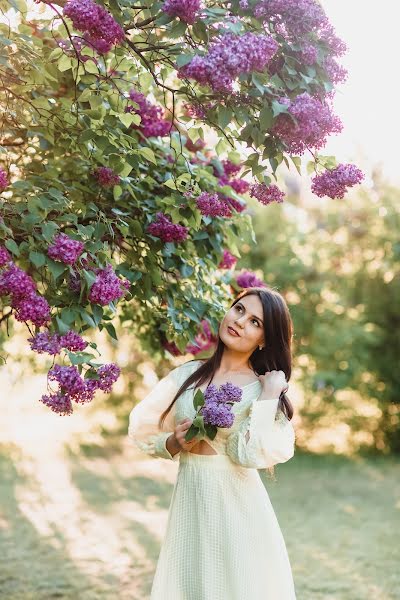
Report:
226,398,296,469
128,366,182,461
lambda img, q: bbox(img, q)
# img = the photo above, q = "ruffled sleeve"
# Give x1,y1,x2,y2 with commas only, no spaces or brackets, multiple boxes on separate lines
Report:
225,398,295,469
128,366,182,461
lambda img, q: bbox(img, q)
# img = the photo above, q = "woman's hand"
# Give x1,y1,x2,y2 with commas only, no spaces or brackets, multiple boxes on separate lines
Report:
257,370,288,400
171,418,200,452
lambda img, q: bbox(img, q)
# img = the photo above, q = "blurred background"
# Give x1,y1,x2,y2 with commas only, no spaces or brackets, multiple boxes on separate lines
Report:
1,1,399,599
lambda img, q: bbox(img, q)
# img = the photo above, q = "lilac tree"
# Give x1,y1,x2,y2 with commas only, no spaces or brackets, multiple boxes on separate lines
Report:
0,0,362,414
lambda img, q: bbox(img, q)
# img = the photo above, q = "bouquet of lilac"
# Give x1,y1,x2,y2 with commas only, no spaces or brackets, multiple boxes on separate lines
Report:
184,382,243,442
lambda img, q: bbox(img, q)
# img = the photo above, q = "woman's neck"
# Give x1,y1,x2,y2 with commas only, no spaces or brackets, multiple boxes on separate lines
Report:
219,350,253,374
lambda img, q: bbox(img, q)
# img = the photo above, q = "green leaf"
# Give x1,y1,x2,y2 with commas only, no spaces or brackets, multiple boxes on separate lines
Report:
58,54,72,72
81,310,96,328
139,147,156,164
218,106,232,130
105,322,118,340
193,388,204,410
56,315,70,334
29,251,46,268
184,424,200,442
5,239,19,256
259,105,273,131
47,259,67,280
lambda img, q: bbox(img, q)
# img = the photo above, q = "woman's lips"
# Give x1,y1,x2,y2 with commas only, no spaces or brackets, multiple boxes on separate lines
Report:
228,326,240,337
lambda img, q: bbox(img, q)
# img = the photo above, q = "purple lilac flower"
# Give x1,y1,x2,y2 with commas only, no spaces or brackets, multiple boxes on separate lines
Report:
250,183,285,205
146,212,189,243
48,233,84,265
272,92,342,155
254,0,328,39
93,167,121,187
28,331,63,355
236,270,266,289
311,163,364,199
179,32,278,93
59,330,88,352
127,90,171,138
218,249,237,269
203,383,224,404
0,246,11,267
48,364,86,396
63,0,124,54
323,56,348,85
162,0,202,24
219,381,243,403
0,168,9,192
319,22,347,57
224,196,246,213
201,401,235,428
14,293,51,326
0,263,37,299
95,363,121,392
40,392,74,416
222,160,241,178
88,264,128,305
195,192,232,217
298,42,318,65
229,179,250,194
185,320,217,355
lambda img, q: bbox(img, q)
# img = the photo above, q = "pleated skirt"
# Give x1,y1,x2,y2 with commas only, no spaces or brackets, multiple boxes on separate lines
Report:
150,452,296,600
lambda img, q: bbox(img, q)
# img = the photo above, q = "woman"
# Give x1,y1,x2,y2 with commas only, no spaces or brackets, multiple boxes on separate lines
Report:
128,286,297,599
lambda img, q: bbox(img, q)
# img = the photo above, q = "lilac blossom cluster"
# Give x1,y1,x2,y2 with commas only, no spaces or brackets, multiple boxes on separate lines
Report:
250,183,285,205
93,167,121,187
88,264,130,306
254,0,328,40
41,362,121,415
323,56,348,85
0,260,50,326
0,168,9,192
186,320,217,355
218,249,237,270
272,92,342,155
311,163,364,199
127,90,171,138
214,160,250,196
162,0,202,24
298,42,318,65
223,195,246,213
63,0,124,54
47,233,84,265
28,330,88,355
178,32,278,93
200,382,243,428
235,270,266,289
146,212,189,243
195,192,232,217
0,246,10,266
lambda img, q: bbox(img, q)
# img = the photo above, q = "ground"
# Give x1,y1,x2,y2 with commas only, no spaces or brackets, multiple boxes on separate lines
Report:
0,371,399,599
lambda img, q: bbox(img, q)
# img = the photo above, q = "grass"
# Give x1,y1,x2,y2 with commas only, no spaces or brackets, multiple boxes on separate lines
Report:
0,440,399,600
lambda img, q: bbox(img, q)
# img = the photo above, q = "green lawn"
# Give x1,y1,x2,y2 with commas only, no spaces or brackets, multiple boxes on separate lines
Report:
0,441,398,600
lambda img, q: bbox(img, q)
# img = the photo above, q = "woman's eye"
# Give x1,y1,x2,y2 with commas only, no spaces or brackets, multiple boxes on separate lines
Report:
252,319,259,326
235,305,242,311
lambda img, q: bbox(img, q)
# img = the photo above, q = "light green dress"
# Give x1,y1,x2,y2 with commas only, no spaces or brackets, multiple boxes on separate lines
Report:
128,359,297,600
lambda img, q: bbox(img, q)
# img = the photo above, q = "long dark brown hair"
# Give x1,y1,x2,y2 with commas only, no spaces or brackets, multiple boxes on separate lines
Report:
159,286,294,429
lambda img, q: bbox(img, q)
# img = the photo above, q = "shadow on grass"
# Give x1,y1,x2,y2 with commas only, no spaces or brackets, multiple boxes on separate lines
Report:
0,443,97,600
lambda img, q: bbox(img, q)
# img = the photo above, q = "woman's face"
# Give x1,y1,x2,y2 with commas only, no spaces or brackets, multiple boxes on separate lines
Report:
219,294,265,353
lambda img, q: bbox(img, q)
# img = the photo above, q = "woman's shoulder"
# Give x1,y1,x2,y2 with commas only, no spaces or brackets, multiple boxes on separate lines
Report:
170,359,204,381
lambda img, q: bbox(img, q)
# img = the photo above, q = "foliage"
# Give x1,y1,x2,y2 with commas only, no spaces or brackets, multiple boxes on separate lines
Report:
0,0,355,411
246,177,400,453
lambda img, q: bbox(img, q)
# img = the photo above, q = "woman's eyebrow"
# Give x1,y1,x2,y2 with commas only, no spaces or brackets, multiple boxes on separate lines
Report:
238,303,264,323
